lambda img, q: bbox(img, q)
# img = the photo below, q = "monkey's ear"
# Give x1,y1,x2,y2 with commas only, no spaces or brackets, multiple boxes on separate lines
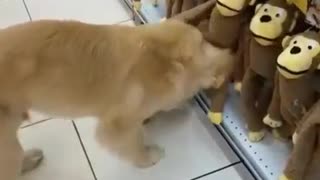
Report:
282,35,292,48
248,0,256,6
255,3,262,13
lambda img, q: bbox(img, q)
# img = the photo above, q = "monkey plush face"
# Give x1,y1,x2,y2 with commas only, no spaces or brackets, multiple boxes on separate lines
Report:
216,0,256,16
249,0,297,46
277,31,320,79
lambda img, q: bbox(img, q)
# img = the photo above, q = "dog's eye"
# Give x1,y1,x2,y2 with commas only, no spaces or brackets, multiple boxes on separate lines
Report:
264,8,268,12
308,45,313,50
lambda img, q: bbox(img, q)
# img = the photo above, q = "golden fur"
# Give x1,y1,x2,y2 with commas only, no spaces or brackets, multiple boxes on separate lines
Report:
0,19,234,179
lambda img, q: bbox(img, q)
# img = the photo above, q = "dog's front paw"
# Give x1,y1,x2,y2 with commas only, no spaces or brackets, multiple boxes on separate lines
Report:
21,149,44,174
248,131,265,142
263,115,282,128
136,145,165,168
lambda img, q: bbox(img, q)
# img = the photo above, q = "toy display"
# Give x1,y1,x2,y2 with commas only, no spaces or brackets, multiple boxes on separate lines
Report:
241,0,299,142
262,30,320,141
129,0,320,178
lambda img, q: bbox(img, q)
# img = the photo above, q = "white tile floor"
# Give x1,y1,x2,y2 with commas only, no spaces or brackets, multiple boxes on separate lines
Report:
1,0,255,179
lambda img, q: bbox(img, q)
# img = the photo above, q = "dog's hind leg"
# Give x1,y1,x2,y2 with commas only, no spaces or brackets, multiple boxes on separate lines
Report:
0,106,24,180
95,115,164,168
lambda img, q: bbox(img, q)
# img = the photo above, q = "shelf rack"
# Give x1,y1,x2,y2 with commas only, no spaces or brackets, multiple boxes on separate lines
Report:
121,1,292,179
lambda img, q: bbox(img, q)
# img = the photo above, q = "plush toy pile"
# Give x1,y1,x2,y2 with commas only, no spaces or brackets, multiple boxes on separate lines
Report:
165,0,320,179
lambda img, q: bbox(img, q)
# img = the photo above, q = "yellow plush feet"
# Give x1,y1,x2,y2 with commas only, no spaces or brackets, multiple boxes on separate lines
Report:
133,1,142,11
279,174,290,180
208,112,223,125
234,82,242,93
248,130,265,142
292,131,298,145
263,114,282,128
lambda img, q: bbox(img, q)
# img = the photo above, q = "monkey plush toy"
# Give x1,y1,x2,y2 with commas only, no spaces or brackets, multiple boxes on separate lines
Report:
165,0,209,19
241,0,299,142
262,30,320,141
280,99,320,180
196,0,258,125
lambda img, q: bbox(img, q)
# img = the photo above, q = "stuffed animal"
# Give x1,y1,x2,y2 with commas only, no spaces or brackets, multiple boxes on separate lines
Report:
169,1,251,124
165,0,209,19
241,0,299,142
197,0,258,125
232,23,251,93
262,30,320,141
280,98,320,180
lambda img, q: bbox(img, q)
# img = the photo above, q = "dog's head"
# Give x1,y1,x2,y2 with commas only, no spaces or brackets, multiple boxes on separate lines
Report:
139,20,234,97
154,20,235,90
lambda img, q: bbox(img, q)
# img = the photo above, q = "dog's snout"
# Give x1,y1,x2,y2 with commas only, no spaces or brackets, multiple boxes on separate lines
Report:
290,46,301,54
260,15,272,23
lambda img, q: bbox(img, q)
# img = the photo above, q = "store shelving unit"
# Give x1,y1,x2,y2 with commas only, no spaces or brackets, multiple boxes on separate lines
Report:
121,0,293,179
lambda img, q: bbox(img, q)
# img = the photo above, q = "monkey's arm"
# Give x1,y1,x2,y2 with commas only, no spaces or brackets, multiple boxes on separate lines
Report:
166,0,174,18
282,101,320,180
171,0,216,26
232,26,247,92
283,125,317,180
181,0,196,11
263,71,283,128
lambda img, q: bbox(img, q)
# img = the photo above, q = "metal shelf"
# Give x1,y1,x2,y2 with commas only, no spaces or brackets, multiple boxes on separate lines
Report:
121,1,292,179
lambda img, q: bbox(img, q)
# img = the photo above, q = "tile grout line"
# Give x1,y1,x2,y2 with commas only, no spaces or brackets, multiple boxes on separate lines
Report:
21,118,52,129
22,0,32,21
72,121,98,180
115,18,134,24
190,161,242,180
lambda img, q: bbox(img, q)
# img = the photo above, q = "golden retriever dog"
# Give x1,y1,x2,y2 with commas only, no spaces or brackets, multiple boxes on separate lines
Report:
0,19,234,180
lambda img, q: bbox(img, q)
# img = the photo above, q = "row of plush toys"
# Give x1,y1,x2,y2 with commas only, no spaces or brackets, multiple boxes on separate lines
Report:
162,0,320,179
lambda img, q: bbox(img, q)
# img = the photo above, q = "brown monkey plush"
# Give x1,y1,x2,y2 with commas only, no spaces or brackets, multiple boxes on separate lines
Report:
280,98,320,180
241,0,299,142
262,30,320,141
171,0,216,25
165,0,209,19
198,0,257,125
